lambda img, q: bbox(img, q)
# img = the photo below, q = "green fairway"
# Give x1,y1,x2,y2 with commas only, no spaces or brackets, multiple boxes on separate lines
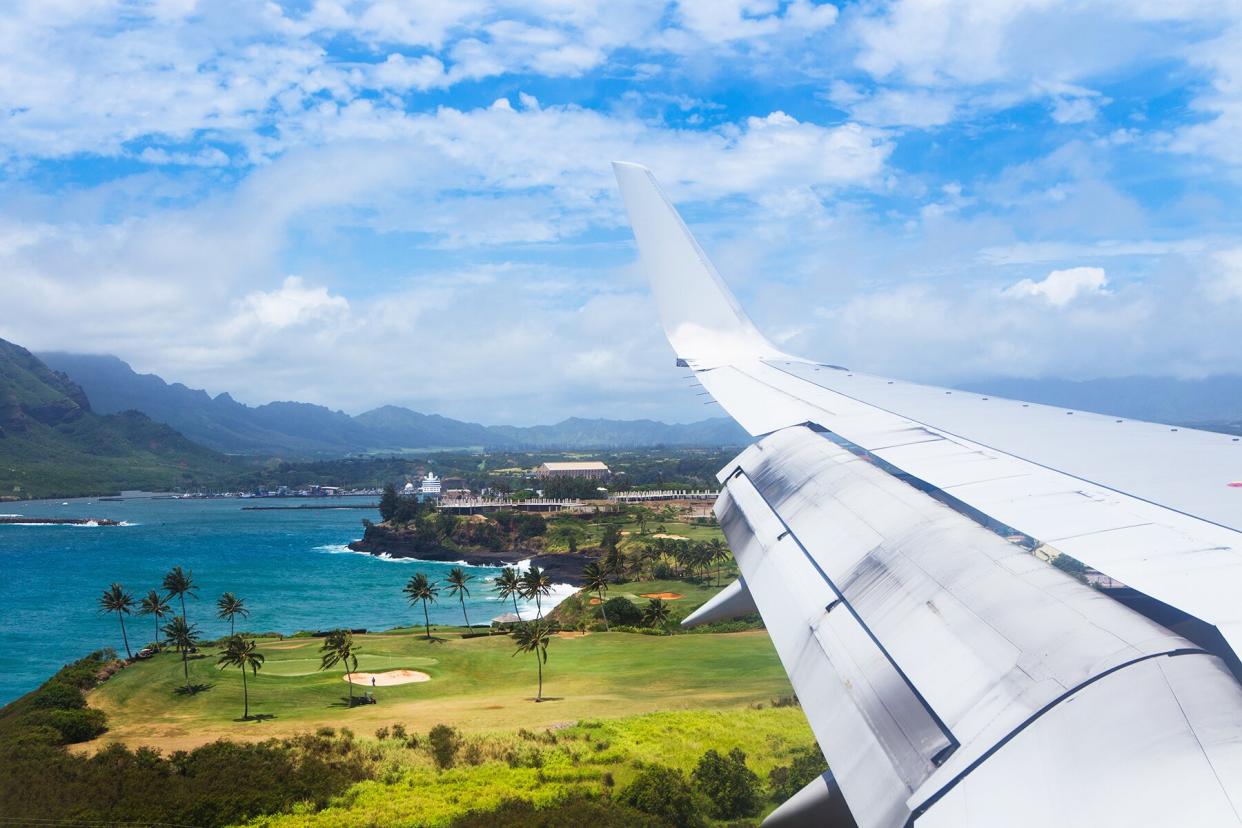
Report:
87,622,790,752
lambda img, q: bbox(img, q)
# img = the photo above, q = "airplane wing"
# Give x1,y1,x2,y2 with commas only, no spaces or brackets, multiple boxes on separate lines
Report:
613,162,1242,828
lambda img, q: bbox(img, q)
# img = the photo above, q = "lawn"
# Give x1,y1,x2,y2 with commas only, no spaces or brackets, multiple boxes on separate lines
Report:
539,509,726,552
245,706,816,828
87,623,790,752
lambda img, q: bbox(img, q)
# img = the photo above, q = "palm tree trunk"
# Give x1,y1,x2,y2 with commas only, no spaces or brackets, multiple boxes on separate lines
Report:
242,666,249,720
536,653,542,701
535,594,542,619
182,651,189,688
511,595,522,622
179,594,187,621
423,600,431,640
153,616,160,651
460,597,470,630
118,613,132,659
230,616,235,636
346,669,353,704
597,588,609,631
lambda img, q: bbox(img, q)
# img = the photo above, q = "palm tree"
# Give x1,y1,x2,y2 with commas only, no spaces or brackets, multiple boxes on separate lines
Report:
319,629,360,706
581,561,610,631
521,565,553,619
644,598,671,629
493,567,523,621
511,620,553,701
216,592,248,636
137,590,171,652
162,566,198,623
162,615,201,691
403,573,439,640
217,635,264,720
98,583,135,659
709,538,729,586
444,567,474,630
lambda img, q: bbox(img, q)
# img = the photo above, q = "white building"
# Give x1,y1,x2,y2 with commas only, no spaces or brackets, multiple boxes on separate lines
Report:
402,481,417,495
420,473,442,496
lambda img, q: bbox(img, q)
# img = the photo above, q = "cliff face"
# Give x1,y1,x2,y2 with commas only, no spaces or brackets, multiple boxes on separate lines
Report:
349,519,595,585
0,338,236,499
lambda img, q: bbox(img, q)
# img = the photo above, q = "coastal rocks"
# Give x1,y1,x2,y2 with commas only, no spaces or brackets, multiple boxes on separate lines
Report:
0,516,121,525
349,521,597,586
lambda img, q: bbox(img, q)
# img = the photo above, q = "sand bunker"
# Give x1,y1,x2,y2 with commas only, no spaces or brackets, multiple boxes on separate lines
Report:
345,669,430,686
650,533,688,540
640,592,684,600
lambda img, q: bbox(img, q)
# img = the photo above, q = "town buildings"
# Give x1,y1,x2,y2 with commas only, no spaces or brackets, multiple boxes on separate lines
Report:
535,461,610,479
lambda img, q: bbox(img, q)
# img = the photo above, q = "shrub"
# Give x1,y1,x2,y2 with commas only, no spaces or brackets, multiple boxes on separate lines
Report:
768,745,828,802
617,765,705,827
0,736,369,828
651,561,675,579
32,707,107,744
428,724,461,769
602,596,642,626
30,681,86,710
463,741,483,766
692,748,762,819
449,794,666,827
390,723,407,741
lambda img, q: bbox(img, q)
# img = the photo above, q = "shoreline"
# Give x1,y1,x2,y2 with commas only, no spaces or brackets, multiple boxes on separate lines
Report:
347,538,597,586
0,516,121,526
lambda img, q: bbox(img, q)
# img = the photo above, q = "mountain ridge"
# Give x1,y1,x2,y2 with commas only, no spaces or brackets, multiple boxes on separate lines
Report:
0,341,236,498
38,352,752,455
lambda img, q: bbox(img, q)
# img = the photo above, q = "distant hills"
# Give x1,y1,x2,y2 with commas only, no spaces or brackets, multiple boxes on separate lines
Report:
37,352,752,455
0,341,236,499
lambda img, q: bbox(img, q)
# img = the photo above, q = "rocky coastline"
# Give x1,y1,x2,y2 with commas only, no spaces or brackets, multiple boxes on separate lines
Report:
0,516,121,526
347,532,597,586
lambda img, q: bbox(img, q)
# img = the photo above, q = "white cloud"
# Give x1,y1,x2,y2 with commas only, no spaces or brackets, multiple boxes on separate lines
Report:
1004,266,1110,306
829,85,958,127
1049,94,1103,124
230,277,351,332
1168,24,1242,166
674,0,837,44
371,53,448,90
1208,248,1242,302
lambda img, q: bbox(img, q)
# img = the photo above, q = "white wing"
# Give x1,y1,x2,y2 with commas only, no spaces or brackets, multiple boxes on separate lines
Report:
613,162,1242,828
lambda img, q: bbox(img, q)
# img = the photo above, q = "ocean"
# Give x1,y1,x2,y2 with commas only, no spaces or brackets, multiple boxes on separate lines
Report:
0,495,573,705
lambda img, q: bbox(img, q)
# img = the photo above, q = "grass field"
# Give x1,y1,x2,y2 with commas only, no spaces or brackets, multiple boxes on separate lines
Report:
88,623,791,752
244,706,816,828
538,510,726,553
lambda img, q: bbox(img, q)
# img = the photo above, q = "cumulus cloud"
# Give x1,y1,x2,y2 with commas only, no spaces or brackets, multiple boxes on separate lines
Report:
230,277,351,332
2,0,1242,424
1208,248,1242,302
1004,266,1110,306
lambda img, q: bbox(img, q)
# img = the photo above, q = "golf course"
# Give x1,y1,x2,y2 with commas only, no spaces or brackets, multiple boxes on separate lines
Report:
87,621,792,752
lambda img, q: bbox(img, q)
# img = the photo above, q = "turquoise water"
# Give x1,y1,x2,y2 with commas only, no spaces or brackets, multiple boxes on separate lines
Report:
0,496,563,705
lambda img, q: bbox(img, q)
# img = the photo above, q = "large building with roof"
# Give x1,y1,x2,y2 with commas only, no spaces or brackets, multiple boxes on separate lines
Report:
535,461,611,480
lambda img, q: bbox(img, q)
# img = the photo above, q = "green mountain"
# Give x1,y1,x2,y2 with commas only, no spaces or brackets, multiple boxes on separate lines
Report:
0,341,237,499
40,353,751,454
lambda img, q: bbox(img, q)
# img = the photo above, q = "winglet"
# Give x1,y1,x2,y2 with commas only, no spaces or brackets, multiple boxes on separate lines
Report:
612,162,784,366
763,771,858,828
681,577,757,628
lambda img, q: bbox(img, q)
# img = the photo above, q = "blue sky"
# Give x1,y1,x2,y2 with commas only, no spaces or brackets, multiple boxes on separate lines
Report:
3,1,1242,424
